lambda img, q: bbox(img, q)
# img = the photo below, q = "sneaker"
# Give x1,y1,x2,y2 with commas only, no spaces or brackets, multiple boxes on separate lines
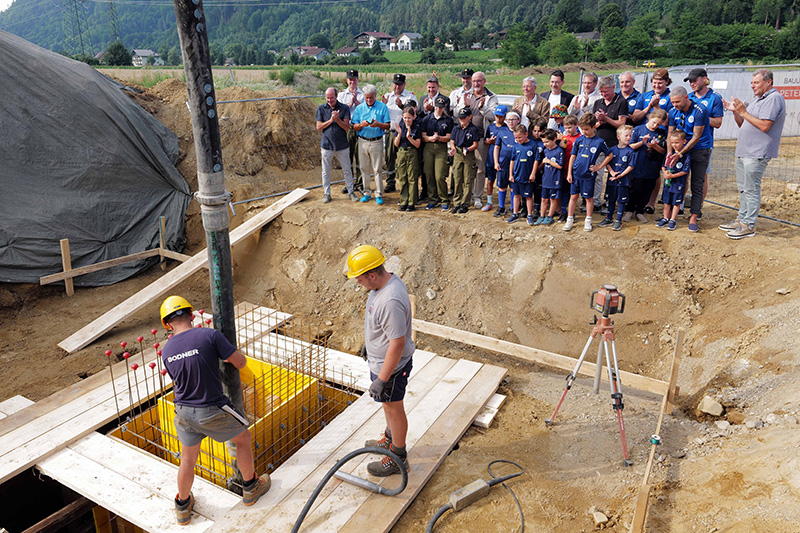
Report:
621,211,633,222
407,205,416,212
450,205,459,214
360,194,372,203
365,432,392,450
441,203,450,211
667,219,677,231
644,205,655,214
398,204,407,212
583,217,593,232
481,203,493,212
341,186,349,194
506,213,520,223
612,220,622,231
527,215,535,226
375,196,384,205
242,475,271,506
718,219,740,231
175,493,194,525
348,192,361,202
322,194,332,203
563,217,574,231
727,224,755,240
458,204,470,214
635,213,648,223
688,223,699,232
425,202,438,210
533,216,545,225
474,199,483,209
655,217,669,227
558,213,568,222
542,216,555,225
493,207,506,217
367,453,409,477
598,218,613,228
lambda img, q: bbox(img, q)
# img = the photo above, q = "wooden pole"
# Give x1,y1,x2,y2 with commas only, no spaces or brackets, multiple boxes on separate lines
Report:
158,216,166,271
409,294,417,344
59,239,74,296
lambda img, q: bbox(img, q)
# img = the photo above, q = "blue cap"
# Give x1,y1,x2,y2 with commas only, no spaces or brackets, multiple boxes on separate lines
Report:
494,104,508,116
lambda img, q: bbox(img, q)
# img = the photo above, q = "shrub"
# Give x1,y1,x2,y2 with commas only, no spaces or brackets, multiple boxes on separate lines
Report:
279,68,295,85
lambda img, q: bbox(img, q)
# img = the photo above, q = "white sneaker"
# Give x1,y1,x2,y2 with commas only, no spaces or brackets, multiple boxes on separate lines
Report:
635,213,648,223
583,217,593,232
621,211,633,222
474,199,483,209
563,217,574,231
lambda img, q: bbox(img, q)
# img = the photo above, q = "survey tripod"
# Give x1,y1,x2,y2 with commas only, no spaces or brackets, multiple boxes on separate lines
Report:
545,284,633,467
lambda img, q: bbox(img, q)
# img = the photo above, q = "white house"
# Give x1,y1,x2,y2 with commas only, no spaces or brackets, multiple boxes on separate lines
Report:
397,32,422,51
355,31,394,51
132,49,163,67
299,46,331,60
335,46,358,57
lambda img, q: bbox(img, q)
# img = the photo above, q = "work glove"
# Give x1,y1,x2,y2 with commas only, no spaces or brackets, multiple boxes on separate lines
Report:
369,377,388,400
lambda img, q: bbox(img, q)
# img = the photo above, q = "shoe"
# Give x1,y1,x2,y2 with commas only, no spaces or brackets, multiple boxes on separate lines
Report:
441,204,449,211
506,213,520,223
365,431,392,450
367,453,409,477
553,211,562,219
533,216,545,225
398,204,407,211
612,220,622,231
644,205,655,214
635,213,648,223
493,207,506,217
542,216,555,225
458,204,470,214
450,205,459,214
621,211,633,222
360,194,371,203
718,219,740,231
384,185,396,193
667,219,677,231
583,217,593,232
598,218,613,228
563,217,575,231
474,199,483,209
175,493,194,525
558,213,568,223
341,186,349,194
727,224,755,240
407,205,416,212
425,202,438,210
688,223,699,232
481,203,493,212
322,194,331,203
242,475,271,506
527,215,535,226
348,192,360,202
375,196,384,205
655,217,669,227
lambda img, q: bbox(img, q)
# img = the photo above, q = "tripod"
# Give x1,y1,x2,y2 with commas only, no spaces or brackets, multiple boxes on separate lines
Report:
544,285,633,467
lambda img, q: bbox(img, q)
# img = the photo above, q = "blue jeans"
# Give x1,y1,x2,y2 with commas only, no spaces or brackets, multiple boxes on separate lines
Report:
735,157,770,228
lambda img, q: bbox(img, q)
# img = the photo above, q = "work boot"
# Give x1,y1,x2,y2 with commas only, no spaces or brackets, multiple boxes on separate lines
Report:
367,450,409,477
242,474,271,506
365,430,392,450
175,493,194,525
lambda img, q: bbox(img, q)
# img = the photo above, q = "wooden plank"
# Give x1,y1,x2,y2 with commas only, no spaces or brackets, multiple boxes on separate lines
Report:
60,238,74,295
629,484,652,533
664,328,685,414
21,496,96,533
41,249,161,285
413,319,668,396
473,393,506,428
59,188,309,353
159,249,193,262
291,359,485,533
159,215,167,271
340,363,507,533
213,351,447,532
0,395,34,416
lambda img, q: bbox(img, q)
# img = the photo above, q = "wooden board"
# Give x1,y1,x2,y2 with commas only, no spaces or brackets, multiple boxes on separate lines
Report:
59,188,308,353
40,249,161,285
413,318,669,396
473,393,506,429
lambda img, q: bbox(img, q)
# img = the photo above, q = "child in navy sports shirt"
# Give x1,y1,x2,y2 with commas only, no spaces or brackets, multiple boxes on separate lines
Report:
534,128,564,225
656,131,691,231
483,105,509,213
626,108,668,223
492,111,519,217
597,125,634,231
506,124,537,225
563,113,610,232
528,117,548,219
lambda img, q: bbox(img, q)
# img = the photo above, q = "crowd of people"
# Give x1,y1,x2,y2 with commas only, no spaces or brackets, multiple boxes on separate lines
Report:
315,67,786,238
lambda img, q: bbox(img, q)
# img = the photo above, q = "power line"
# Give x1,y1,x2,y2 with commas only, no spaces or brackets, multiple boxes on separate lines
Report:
85,0,368,5
0,6,61,29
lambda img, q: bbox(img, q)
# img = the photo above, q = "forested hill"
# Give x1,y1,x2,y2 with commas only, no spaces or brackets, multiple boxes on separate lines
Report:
0,0,798,63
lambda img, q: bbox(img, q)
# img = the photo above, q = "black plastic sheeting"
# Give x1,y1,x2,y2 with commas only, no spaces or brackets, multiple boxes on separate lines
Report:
0,31,192,286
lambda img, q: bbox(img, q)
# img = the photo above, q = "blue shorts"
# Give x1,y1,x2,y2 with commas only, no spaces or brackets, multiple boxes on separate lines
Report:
570,178,595,198
608,185,629,204
369,358,413,403
542,186,560,199
511,179,534,197
486,165,497,182
174,403,248,447
495,167,510,189
661,189,685,206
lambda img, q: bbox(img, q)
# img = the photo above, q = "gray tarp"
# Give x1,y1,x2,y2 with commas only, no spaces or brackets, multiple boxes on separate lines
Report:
0,31,192,286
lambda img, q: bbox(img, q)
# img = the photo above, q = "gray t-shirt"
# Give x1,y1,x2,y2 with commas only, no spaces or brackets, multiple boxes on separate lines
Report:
735,87,786,159
364,273,415,376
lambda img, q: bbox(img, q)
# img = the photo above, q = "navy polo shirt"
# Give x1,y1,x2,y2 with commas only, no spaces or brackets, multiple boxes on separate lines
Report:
397,119,422,148
421,112,453,137
451,122,479,149
315,101,351,152
619,89,641,113
669,103,712,150
571,135,610,179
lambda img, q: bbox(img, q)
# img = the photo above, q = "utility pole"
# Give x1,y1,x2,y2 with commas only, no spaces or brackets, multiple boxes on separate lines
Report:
172,0,242,412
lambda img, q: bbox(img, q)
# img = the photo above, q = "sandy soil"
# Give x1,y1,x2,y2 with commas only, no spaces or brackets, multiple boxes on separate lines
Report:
3,79,800,532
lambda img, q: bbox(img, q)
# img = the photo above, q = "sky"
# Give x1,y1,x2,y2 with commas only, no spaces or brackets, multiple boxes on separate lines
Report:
1,0,14,13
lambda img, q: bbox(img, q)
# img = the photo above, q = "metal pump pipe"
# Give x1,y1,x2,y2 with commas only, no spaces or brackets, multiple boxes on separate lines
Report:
172,0,242,411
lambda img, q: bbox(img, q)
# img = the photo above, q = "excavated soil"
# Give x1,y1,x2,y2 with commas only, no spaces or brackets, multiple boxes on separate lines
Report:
2,79,800,532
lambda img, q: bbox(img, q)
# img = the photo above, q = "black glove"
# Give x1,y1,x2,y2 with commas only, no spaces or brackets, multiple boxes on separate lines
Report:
369,377,388,400
360,345,367,361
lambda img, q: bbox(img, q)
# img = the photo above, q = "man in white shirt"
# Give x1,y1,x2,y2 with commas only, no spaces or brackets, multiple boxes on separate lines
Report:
568,72,601,119
337,69,364,190
449,68,474,115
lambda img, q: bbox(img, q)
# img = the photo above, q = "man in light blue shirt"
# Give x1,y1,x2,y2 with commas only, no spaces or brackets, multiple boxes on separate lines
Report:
352,84,391,204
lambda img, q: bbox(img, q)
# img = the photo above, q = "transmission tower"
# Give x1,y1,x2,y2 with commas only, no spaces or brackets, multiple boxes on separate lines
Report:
108,0,120,42
62,0,91,57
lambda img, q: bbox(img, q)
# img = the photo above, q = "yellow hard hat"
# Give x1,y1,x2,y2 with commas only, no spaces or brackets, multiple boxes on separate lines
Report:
160,295,193,329
346,245,385,278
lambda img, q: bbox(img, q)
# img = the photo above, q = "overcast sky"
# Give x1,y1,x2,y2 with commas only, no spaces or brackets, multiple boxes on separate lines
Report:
1,0,15,13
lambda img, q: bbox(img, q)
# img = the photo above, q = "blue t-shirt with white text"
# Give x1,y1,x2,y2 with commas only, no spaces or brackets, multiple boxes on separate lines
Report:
571,135,610,180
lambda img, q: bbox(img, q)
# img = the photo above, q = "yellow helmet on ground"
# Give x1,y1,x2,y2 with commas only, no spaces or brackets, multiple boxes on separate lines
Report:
160,295,193,329
346,245,385,278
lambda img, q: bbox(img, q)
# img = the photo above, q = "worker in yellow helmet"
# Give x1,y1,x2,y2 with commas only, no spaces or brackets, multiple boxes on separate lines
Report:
346,245,415,477
158,296,270,525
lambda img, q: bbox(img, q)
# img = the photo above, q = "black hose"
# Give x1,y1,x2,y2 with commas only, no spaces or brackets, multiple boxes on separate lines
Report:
425,503,454,533
291,446,408,533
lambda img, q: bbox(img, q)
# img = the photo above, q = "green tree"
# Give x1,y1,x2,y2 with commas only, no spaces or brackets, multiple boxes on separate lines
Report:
552,0,583,32
308,32,331,49
370,38,383,56
105,40,131,66
774,19,800,58
499,22,538,68
600,3,625,31
538,25,580,65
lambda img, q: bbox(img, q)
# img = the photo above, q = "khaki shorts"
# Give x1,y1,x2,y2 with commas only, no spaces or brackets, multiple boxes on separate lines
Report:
174,404,247,447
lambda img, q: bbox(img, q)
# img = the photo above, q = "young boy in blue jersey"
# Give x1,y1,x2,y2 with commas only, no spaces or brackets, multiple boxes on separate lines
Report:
528,117,548,219
492,111,519,217
597,125,635,231
656,131,691,231
563,113,610,232
482,105,509,212
626,108,668,223
534,128,564,225
506,124,537,225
